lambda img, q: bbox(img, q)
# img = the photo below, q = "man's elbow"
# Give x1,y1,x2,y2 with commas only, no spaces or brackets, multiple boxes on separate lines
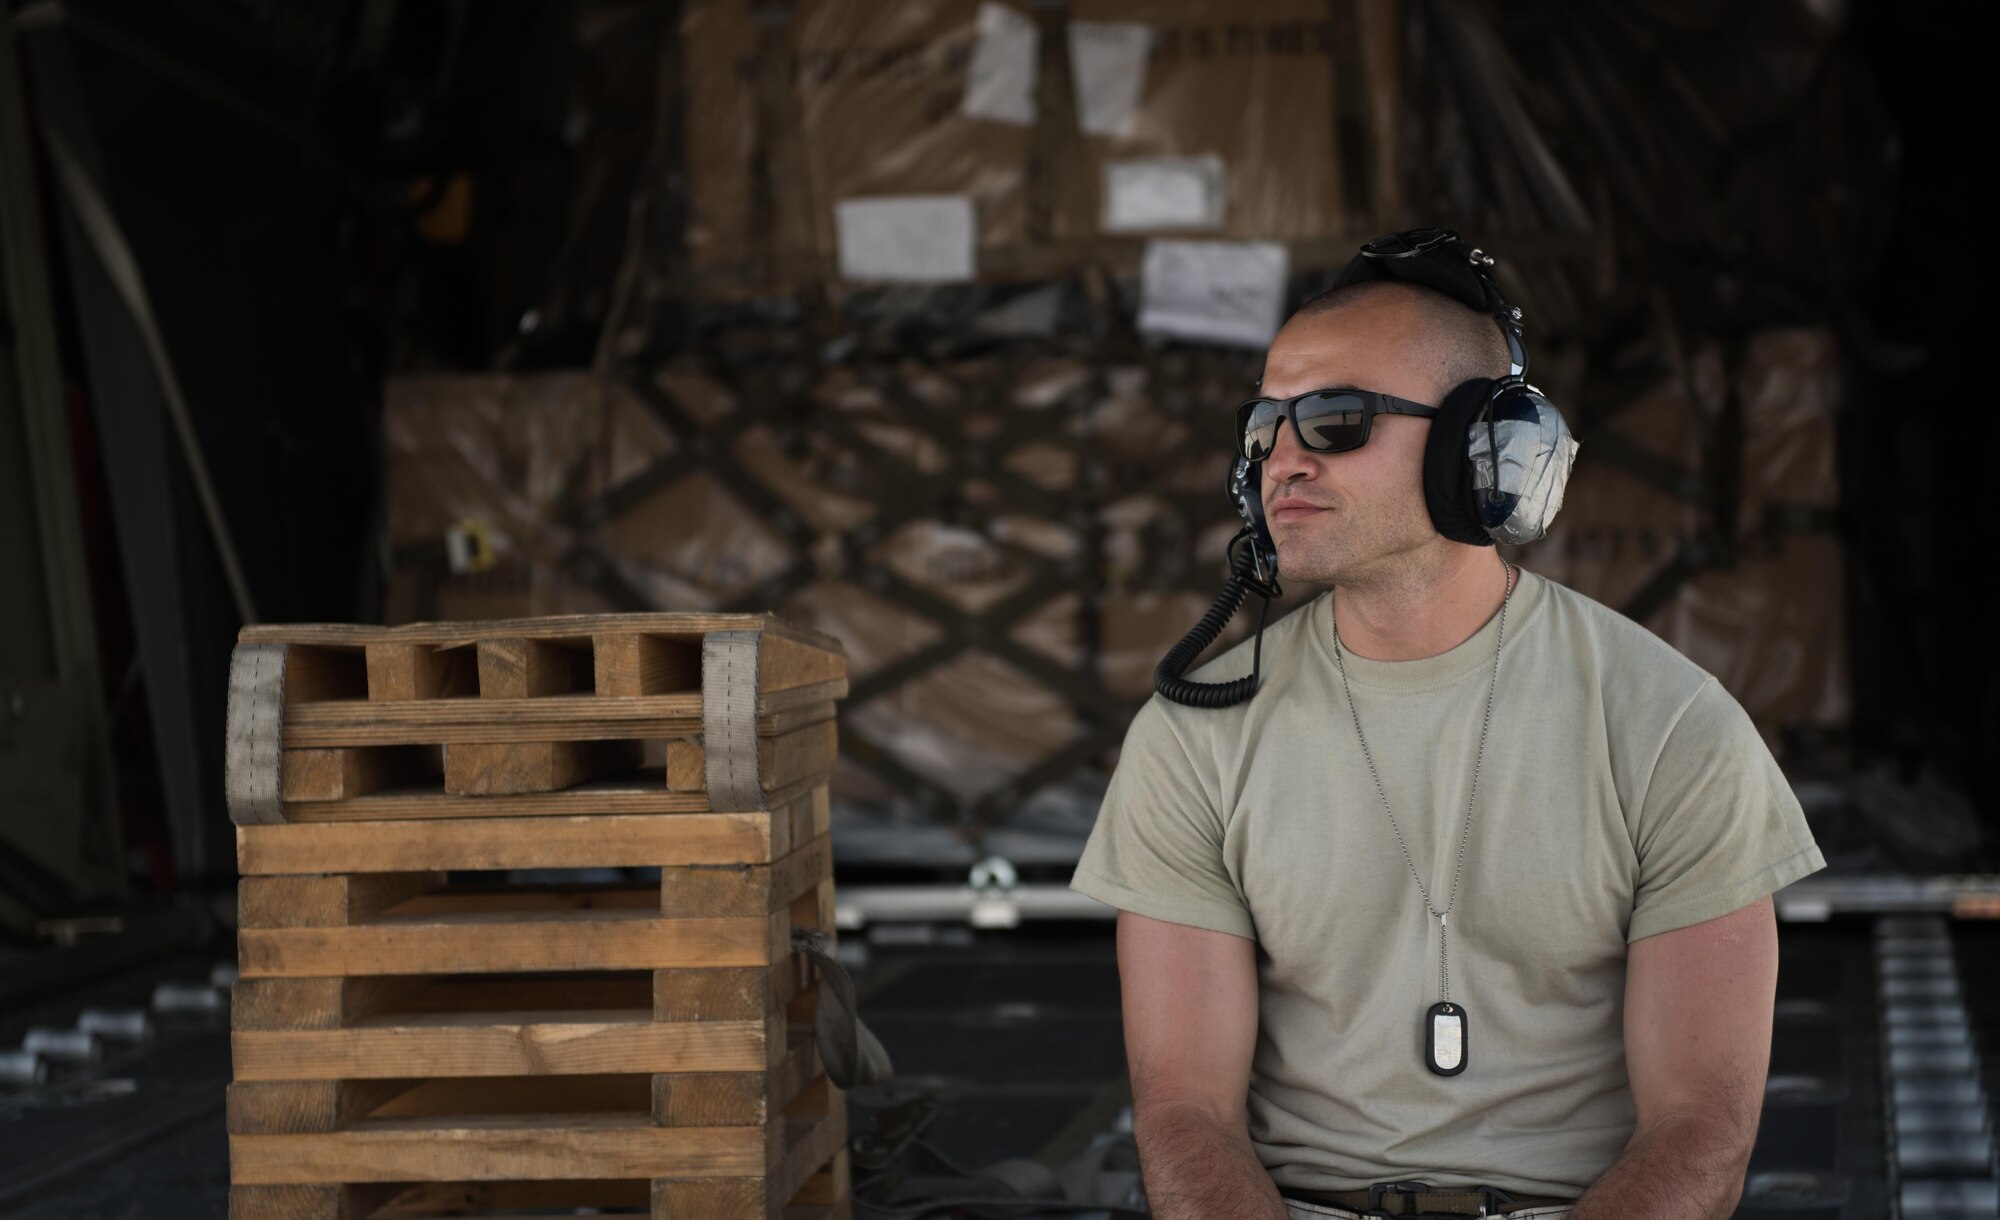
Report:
1130,1099,1286,1220
1637,1110,1758,1208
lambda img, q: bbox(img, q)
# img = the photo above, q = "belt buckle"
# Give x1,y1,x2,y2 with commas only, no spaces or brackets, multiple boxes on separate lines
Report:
1362,1180,1519,1218
1362,1180,1433,1217
1476,1184,1518,1215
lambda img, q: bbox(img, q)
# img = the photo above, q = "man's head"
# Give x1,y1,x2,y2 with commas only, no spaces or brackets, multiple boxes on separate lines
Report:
1253,280,1513,586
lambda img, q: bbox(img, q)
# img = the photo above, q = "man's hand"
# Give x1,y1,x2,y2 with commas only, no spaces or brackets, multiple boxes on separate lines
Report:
1118,910,1289,1220
1570,896,1778,1219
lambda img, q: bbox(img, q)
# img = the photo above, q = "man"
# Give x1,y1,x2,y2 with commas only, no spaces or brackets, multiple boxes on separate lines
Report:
1070,236,1826,1219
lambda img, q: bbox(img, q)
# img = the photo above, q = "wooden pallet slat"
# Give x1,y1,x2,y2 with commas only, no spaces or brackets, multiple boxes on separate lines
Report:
238,812,778,874
230,1117,769,1185
237,612,843,657
270,772,822,825
238,783,826,871
234,1014,767,1081
279,682,840,747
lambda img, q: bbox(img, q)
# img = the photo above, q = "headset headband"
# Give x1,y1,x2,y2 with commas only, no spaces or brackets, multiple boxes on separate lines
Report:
1329,228,1526,379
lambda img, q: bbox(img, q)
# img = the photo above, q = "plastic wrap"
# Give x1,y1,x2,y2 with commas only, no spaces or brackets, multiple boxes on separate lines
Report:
844,651,1081,806
383,370,799,620
682,0,1028,282
763,353,1258,821
680,0,1399,287
1657,534,1849,737
1062,0,1357,241
517,1,669,354
1654,328,1848,732
1511,327,1847,738
380,329,1845,855
382,373,676,621
1737,328,1841,513
1510,366,1704,614
796,3,1033,262
1409,1,1877,338
679,0,780,276
595,472,798,607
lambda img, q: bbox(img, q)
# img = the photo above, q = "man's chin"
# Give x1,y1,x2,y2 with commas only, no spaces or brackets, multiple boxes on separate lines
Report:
1270,520,1345,576
1272,545,1346,586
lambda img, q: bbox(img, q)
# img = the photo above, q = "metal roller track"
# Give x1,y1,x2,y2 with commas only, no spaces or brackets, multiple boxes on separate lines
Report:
1874,916,2000,1219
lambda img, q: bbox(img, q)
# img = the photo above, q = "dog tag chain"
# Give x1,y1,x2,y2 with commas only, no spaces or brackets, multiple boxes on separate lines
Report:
1332,561,1514,1076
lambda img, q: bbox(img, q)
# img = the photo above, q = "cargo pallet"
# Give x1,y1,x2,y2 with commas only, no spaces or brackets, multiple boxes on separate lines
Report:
223,615,852,1219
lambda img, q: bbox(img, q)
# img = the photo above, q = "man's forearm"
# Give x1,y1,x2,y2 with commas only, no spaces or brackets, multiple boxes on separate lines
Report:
1568,1114,1752,1220
1135,1102,1289,1220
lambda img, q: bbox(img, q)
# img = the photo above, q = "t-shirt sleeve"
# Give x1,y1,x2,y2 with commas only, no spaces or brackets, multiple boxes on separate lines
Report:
1069,697,1256,941
1626,677,1827,943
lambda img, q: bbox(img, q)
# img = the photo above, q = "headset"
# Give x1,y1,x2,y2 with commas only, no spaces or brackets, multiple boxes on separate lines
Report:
1154,227,1580,708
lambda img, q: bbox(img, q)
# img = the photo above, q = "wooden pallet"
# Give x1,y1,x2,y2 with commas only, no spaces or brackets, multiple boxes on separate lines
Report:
230,785,847,1219
225,614,846,824
226,614,855,1220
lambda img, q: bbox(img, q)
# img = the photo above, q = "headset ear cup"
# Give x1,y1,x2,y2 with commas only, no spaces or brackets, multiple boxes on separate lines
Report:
1423,379,1499,546
1468,384,1578,545
1472,388,1576,544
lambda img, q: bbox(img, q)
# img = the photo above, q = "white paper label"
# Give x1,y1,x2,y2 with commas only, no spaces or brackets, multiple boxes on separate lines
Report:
1103,155,1225,232
1138,239,1288,349
962,2,1038,126
1068,21,1153,138
835,196,977,283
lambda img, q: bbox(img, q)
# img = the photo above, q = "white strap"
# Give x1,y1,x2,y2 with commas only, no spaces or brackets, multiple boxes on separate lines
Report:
224,642,286,825
701,630,764,811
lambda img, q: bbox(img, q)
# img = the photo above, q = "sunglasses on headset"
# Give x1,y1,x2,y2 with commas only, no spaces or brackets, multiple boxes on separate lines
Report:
1235,388,1440,463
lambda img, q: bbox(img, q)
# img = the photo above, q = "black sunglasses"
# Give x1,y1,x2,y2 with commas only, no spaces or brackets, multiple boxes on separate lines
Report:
1236,389,1439,462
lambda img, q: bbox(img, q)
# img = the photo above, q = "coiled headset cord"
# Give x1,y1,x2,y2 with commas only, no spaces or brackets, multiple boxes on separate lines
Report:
1153,531,1280,708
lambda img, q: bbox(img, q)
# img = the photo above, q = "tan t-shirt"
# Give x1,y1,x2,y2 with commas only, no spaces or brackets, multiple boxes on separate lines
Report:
1071,566,1825,1196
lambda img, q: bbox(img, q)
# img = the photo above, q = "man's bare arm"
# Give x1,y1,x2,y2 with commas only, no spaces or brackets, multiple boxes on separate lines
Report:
1117,910,1288,1220
1569,896,1778,1219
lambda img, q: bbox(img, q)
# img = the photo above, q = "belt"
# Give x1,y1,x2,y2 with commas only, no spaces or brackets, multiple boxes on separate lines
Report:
1281,1180,1575,1216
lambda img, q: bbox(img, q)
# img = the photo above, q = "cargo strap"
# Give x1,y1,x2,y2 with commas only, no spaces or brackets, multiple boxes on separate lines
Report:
224,642,287,825
792,928,892,1089
702,630,765,811
847,1095,1149,1218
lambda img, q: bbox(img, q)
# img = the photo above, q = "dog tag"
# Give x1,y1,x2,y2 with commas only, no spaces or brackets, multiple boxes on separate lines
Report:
1426,1001,1468,1075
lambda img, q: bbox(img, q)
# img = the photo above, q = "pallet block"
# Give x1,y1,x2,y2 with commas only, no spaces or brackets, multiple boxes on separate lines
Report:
226,614,847,824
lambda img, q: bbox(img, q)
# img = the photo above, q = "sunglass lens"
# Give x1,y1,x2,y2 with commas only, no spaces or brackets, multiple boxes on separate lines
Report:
1241,401,1279,461
1294,393,1367,451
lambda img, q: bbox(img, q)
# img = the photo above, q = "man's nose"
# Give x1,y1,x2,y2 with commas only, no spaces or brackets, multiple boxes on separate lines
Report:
1262,415,1319,487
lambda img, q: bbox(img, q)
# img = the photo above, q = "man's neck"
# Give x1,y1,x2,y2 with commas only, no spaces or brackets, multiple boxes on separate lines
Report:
1331,548,1512,662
